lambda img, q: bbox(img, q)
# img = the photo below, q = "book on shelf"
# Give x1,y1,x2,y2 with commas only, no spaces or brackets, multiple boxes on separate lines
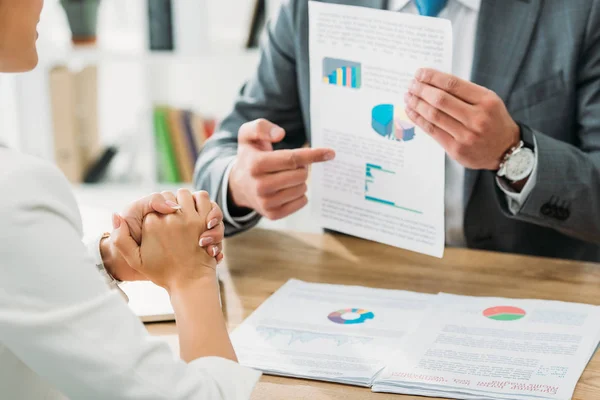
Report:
181,110,199,164
75,66,101,170
49,65,100,183
246,0,284,49
147,0,175,51
246,0,266,49
153,107,180,183
152,106,215,183
166,108,194,183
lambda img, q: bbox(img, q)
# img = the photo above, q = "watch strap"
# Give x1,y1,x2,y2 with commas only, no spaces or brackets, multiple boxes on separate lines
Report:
497,141,525,178
517,121,535,149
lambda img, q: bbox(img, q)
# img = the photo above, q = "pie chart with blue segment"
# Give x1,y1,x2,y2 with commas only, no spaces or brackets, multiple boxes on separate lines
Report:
328,308,375,325
372,104,394,137
371,104,416,141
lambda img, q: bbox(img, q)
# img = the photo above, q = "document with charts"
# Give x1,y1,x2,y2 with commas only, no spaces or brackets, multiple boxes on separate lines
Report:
229,279,434,386
373,293,600,400
232,282,600,399
308,1,452,258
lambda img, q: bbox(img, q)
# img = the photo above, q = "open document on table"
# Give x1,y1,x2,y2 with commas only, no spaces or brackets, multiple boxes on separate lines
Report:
373,293,600,400
229,279,433,386
308,1,452,258
231,281,600,400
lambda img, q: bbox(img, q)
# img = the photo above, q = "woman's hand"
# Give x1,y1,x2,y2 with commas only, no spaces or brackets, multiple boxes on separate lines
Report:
101,191,225,282
112,190,217,292
119,191,225,262
151,191,225,265
201,203,225,264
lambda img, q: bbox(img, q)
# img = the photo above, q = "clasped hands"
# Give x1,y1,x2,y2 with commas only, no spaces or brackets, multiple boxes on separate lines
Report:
101,189,224,291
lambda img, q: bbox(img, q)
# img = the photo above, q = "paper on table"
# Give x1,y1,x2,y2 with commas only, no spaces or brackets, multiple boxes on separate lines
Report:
120,281,174,323
308,2,452,258
373,293,600,400
230,279,433,386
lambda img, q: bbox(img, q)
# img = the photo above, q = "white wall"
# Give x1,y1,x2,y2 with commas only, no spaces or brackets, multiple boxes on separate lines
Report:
0,75,19,148
9,0,263,182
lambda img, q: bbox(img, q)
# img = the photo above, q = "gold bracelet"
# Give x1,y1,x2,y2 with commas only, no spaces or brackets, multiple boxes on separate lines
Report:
99,232,122,284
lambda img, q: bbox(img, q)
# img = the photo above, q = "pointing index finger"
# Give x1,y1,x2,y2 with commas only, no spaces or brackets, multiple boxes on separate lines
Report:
415,68,487,104
257,148,336,173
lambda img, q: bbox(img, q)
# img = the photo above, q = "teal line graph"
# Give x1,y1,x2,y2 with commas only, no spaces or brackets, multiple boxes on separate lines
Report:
365,164,423,215
256,326,373,347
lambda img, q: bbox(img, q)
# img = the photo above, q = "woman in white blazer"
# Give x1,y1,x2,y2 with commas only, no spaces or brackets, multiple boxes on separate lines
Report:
0,1,260,399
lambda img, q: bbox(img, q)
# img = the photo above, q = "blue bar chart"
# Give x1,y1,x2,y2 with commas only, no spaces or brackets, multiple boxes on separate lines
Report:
322,57,362,89
365,163,422,214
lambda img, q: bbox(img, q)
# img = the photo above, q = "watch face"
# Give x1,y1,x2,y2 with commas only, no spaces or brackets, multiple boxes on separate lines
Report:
506,148,535,181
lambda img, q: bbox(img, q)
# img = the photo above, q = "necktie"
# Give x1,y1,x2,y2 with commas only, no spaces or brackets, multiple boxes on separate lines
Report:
414,0,448,17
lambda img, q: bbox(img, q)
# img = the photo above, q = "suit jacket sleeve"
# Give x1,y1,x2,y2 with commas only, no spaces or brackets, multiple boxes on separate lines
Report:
193,0,307,237
497,3,600,244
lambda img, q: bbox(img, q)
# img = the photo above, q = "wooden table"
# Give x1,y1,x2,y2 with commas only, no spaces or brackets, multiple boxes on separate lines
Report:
147,228,600,399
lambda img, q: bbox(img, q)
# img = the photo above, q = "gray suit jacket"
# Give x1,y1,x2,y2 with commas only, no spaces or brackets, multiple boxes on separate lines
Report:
195,0,600,262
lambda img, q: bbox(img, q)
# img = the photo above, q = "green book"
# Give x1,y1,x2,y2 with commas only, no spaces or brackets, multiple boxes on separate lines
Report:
153,107,180,183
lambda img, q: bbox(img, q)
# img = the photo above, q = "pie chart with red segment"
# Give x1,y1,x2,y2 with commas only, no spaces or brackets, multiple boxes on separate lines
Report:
483,306,527,321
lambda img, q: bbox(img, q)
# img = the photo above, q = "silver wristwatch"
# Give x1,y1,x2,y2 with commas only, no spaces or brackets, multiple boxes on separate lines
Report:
497,141,535,182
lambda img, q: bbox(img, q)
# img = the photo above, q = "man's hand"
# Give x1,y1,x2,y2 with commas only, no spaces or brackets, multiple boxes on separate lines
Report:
101,192,225,282
404,68,520,170
228,118,336,220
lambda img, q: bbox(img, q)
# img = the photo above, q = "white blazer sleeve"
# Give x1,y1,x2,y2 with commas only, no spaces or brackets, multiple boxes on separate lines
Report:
0,157,260,400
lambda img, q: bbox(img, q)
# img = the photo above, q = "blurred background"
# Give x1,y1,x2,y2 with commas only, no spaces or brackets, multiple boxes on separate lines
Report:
0,0,281,186
0,0,318,236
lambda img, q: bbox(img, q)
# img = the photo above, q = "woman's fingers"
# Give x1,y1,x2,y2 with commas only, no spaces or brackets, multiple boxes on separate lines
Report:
119,192,180,245
199,201,224,249
149,192,180,213
153,191,223,260
199,221,224,247
160,191,179,210
206,201,224,230
198,200,224,260
208,243,223,258
176,189,196,214
192,191,212,223
110,214,142,270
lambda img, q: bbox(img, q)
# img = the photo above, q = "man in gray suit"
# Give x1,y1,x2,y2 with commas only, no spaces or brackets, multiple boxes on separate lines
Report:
194,0,600,262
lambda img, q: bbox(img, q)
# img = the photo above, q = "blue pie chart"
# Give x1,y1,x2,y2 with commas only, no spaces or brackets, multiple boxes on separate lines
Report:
371,104,394,137
371,104,416,141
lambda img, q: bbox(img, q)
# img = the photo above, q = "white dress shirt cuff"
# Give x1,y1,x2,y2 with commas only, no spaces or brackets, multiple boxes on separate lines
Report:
222,158,258,229
189,356,262,399
85,234,128,300
496,137,539,215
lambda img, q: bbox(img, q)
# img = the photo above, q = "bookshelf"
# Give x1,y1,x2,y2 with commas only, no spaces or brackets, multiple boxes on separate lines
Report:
10,0,264,185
